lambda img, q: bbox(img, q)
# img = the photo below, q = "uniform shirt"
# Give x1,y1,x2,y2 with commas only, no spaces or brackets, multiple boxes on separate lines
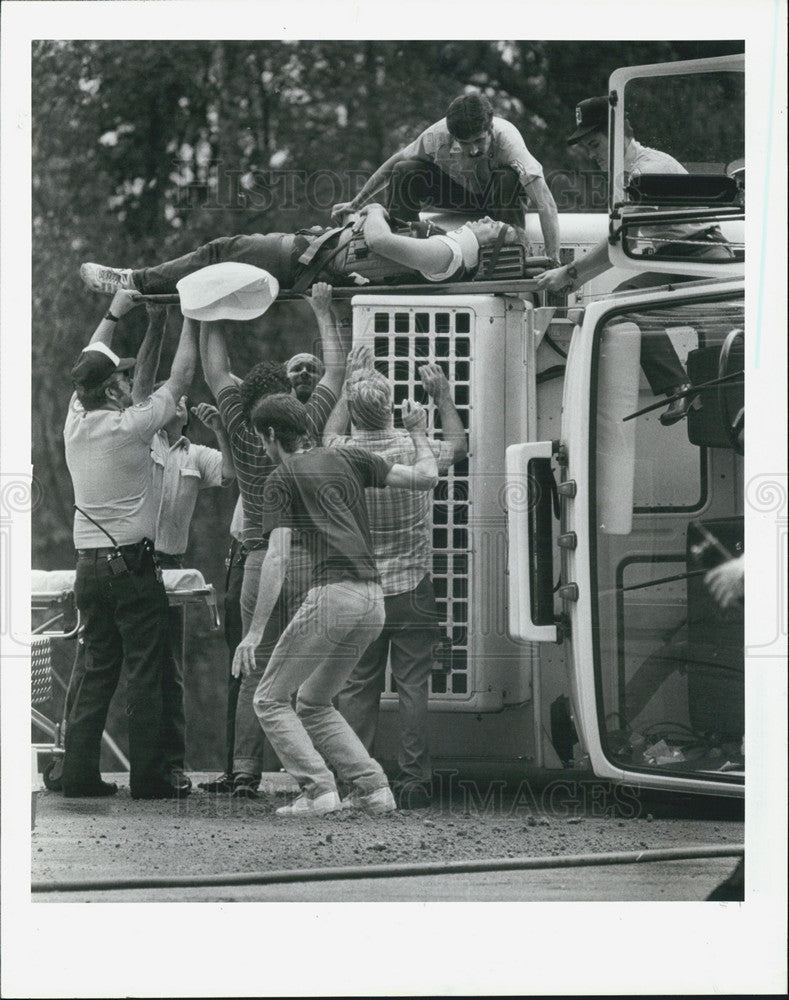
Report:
64,384,176,548
327,429,455,596
216,382,336,549
262,447,391,586
624,138,686,180
401,116,544,198
150,430,225,555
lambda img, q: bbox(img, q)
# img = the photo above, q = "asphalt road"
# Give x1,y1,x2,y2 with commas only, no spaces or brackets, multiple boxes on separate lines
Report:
31,771,744,903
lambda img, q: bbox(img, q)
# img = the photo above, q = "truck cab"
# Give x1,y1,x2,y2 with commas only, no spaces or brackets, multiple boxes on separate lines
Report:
348,53,745,798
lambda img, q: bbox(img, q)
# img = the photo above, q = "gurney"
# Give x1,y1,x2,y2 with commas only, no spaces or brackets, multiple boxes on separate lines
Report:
31,568,220,788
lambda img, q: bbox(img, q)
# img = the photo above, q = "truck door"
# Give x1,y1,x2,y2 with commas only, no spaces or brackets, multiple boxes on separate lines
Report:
559,283,744,796
606,52,744,280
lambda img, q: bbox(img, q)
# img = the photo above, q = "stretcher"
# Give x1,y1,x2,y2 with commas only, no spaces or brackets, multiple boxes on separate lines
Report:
31,568,220,789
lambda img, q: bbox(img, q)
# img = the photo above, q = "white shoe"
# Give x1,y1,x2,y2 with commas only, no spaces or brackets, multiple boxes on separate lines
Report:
80,262,135,294
275,789,342,817
341,785,396,815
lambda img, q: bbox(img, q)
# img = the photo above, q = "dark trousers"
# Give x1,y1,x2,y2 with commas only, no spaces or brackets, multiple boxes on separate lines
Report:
338,574,440,786
63,550,172,794
387,159,525,226
132,233,296,296
223,539,246,775
156,552,186,770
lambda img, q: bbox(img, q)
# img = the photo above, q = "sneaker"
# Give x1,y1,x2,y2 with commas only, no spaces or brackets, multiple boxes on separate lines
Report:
168,767,193,794
275,789,342,817
80,262,135,294
197,772,235,794
341,785,396,815
231,772,260,799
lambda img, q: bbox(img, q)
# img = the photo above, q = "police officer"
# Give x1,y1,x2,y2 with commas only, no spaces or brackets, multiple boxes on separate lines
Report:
61,290,198,798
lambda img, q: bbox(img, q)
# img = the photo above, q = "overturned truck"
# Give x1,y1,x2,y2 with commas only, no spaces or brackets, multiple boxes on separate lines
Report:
337,53,745,800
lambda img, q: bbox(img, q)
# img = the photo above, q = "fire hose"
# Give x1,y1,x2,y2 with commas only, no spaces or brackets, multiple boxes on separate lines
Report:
32,843,742,894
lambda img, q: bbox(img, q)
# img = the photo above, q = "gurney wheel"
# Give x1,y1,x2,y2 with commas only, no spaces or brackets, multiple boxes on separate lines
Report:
42,757,64,791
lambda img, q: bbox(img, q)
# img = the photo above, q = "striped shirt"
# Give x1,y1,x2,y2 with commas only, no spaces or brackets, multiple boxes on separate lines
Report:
326,428,455,596
217,382,335,548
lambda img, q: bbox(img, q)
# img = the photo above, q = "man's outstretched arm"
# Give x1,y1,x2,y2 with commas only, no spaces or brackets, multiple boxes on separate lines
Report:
331,147,410,221
199,320,235,400
523,176,561,262
86,288,141,348
384,400,439,491
307,282,346,401
132,304,168,404
419,363,468,464
163,315,198,403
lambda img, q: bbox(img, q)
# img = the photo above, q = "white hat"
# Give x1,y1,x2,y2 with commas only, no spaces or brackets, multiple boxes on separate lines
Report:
176,262,279,321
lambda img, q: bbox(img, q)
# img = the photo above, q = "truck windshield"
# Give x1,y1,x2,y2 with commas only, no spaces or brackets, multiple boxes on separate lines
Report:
590,294,744,783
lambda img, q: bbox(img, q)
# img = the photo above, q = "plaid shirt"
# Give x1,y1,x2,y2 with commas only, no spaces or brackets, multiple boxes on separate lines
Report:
217,382,335,548
326,428,455,596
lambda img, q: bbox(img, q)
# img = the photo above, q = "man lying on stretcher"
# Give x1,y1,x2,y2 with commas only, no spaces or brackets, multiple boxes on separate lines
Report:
80,205,531,297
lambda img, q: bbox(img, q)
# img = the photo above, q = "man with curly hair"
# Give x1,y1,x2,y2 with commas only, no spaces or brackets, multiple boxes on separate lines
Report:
197,283,345,797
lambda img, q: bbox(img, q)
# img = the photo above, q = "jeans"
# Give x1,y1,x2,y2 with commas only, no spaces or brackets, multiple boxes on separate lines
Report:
63,549,171,794
254,580,388,798
339,574,440,785
132,233,296,296
233,543,313,777
387,159,525,226
155,552,186,770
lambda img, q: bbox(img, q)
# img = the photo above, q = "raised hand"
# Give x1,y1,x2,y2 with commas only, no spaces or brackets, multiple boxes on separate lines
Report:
307,281,333,319
190,402,223,433
401,398,428,434
418,363,450,402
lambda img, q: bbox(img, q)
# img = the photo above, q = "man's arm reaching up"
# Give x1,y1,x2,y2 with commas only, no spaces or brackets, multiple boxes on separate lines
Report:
132,304,168,404
384,401,439,491
199,320,235,400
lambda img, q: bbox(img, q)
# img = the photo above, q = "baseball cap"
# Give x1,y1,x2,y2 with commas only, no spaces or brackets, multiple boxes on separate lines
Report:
566,96,609,145
71,342,135,391
177,262,279,322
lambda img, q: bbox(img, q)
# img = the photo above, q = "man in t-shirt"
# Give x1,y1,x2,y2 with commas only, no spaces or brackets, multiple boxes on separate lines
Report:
62,290,198,799
232,392,439,816
198,282,345,797
330,92,560,260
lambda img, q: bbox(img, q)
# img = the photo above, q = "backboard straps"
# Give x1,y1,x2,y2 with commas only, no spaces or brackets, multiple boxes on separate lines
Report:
607,52,745,279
